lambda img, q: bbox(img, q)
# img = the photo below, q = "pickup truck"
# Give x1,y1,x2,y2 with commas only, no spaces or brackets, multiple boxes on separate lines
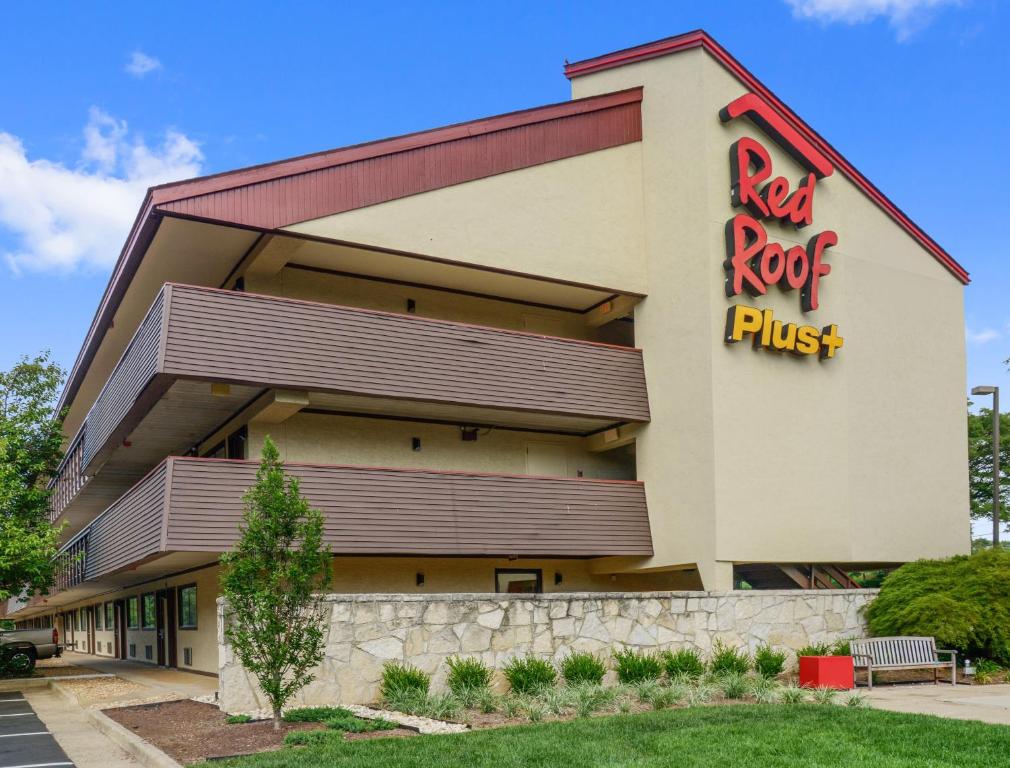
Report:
0,627,61,673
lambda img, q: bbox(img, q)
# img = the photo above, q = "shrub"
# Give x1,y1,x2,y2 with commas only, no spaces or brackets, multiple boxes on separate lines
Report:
475,688,500,713
811,687,838,705
844,692,869,708
708,640,751,676
324,712,397,733
687,680,717,705
445,656,493,697
503,656,556,694
570,683,618,717
560,651,607,685
974,658,1003,684
832,640,852,657
864,549,1010,665
663,648,705,680
282,706,353,722
754,645,787,679
751,678,782,704
612,649,663,683
779,685,808,704
380,662,430,701
796,643,832,657
226,714,253,724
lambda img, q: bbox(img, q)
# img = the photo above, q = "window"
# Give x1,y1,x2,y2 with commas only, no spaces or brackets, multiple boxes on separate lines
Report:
105,602,114,630
127,597,139,629
178,585,198,630
202,426,248,460
141,593,156,630
77,608,84,631
495,568,543,594
95,604,103,631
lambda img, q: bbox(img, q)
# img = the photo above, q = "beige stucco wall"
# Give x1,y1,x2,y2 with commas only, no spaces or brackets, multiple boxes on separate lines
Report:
569,49,968,585
283,143,647,296
247,412,635,480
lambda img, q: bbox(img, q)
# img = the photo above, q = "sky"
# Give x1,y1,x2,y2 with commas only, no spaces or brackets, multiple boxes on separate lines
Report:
0,0,1007,408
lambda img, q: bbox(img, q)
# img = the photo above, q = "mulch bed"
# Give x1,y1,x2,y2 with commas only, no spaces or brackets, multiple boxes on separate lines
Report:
103,699,331,763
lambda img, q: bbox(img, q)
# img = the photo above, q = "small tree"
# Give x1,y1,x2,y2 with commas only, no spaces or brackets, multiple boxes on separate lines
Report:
967,404,1010,533
219,437,330,729
0,353,65,602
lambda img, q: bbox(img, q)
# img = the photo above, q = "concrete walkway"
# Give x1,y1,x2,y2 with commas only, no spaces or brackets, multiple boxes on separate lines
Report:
59,653,217,703
866,683,1010,726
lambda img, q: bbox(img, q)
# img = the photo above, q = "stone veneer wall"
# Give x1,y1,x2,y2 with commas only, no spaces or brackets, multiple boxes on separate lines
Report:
218,590,876,712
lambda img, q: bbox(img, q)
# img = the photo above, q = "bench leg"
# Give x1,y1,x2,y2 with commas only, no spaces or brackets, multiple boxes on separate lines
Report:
934,667,939,685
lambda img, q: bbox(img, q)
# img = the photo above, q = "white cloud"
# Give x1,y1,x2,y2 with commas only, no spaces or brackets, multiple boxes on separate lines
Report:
125,51,162,77
0,108,202,273
784,0,962,40
966,327,1002,345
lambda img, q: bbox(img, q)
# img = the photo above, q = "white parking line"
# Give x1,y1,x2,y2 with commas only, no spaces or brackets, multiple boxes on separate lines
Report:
0,698,26,702
3,763,74,768
0,713,32,717
0,731,51,738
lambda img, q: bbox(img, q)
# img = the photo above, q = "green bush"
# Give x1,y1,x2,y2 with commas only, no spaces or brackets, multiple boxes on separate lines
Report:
445,656,493,696
612,649,663,683
226,714,253,724
865,549,1010,665
282,706,353,722
832,640,852,657
380,662,430,701
662,648,705,680
324,712,397,733
560,652,607,685
754,645,787,679
974,658,1003,684
708,640,751,675
503,656,556,694
796,643,832,657
718,672,750,700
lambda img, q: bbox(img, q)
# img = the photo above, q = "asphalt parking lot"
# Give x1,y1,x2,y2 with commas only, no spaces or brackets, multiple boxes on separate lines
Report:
0,691,73,768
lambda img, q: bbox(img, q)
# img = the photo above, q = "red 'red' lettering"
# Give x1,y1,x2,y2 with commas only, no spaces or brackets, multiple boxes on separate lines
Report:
802,230,836,311
730,138,771,219
784,173,815,227
724,214,767,298
762,176,790,219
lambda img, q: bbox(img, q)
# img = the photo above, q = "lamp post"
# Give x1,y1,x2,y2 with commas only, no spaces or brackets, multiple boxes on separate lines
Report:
971,385,1001,547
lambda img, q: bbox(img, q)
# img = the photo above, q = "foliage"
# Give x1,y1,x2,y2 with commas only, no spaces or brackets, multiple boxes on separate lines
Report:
560,651,607,685
503,655,556,694
662,648,705,680
810,687,838,705
754,646,787,679
864,549,1010,665
778,685,808,704
323,712,396,733
844,693,869,708
967,406,1010,527
217,706,1010,768
445,656,492,698
219,437,331,729
0,353,66,603
717,672,750,700
796,643,833,657
226,714,253,724
612,648,663,683
708,640,751,676
382,687,459,720
831,640,852,657
283,707,353,722
570,683,618,717
973,658,1004,684
380,662,430,701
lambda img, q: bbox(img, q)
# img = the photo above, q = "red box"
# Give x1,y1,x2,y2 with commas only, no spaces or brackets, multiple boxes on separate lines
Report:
798,656,854,690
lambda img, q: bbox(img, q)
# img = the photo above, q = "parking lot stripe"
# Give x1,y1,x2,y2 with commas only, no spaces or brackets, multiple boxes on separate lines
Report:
0,733,50,738
0,714,31,718
3,763,74,768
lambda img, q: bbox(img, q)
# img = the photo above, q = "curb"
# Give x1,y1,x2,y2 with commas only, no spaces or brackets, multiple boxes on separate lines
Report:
50,680,183,768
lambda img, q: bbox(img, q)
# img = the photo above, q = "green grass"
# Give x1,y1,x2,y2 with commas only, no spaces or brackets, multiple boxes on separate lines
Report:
210,704,1010,768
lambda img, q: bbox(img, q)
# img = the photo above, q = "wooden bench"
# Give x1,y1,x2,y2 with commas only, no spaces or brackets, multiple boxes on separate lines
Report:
850,637,957,689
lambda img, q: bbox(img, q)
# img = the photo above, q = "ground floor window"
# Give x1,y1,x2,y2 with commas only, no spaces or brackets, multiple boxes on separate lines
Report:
495,568,543,594
141,593,156,630
178,585,197,629
104,602,114,629
127,597,139,629
95,604,103,630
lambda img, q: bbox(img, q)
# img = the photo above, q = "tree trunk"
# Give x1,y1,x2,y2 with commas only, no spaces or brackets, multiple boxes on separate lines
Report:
273,706,282,731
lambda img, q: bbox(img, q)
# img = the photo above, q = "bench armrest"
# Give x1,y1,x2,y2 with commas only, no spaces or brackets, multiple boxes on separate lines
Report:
851,654,873,664
935,649,957,661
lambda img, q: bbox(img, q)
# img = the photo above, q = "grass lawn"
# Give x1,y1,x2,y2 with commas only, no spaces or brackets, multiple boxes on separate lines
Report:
214,704,1010,768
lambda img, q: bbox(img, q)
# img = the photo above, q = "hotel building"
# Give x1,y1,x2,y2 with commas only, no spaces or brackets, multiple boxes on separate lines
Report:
6,32,969,675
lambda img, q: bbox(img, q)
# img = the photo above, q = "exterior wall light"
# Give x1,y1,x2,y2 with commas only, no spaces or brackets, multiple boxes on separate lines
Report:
416,572,425,586
411,437,421,451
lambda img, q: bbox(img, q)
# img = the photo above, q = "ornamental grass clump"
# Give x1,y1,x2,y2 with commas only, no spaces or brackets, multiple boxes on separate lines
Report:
560,651,607,686
663,648,705,680
503,655,557,694
718,672,750,700
796,643,832,658
865,549,1010,666
754,645,787,679
380,661,430,702
612,648,663,683
708,640,751,676
445,656,493,701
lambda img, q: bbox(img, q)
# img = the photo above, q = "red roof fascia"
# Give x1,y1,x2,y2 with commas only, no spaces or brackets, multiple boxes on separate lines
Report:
564,30,970,285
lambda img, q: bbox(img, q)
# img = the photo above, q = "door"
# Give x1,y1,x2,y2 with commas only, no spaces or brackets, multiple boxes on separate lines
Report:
525,442,570,477
115,600,127,660
87,606,95,655
155,588,177,667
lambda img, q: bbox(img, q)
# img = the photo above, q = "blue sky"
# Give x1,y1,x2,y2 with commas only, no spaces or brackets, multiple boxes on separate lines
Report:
0,0,1007,405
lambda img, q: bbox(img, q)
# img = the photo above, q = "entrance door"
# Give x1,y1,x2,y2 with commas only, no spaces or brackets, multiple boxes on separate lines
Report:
155,588,177,667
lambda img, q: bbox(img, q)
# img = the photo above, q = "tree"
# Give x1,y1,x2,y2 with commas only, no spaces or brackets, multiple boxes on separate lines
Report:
219,436,330,729
0,353,65,603
967,405,1010,533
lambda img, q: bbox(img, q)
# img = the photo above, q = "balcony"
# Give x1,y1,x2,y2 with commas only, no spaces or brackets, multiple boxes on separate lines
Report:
52,283,651,533
32,457,652,611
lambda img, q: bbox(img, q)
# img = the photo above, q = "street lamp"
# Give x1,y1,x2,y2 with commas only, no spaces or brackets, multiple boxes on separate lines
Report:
971,385,1001,547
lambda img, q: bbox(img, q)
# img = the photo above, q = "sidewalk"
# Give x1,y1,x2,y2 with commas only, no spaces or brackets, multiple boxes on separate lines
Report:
59,652,218,703
23,687,138,768
866,683,1010,726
